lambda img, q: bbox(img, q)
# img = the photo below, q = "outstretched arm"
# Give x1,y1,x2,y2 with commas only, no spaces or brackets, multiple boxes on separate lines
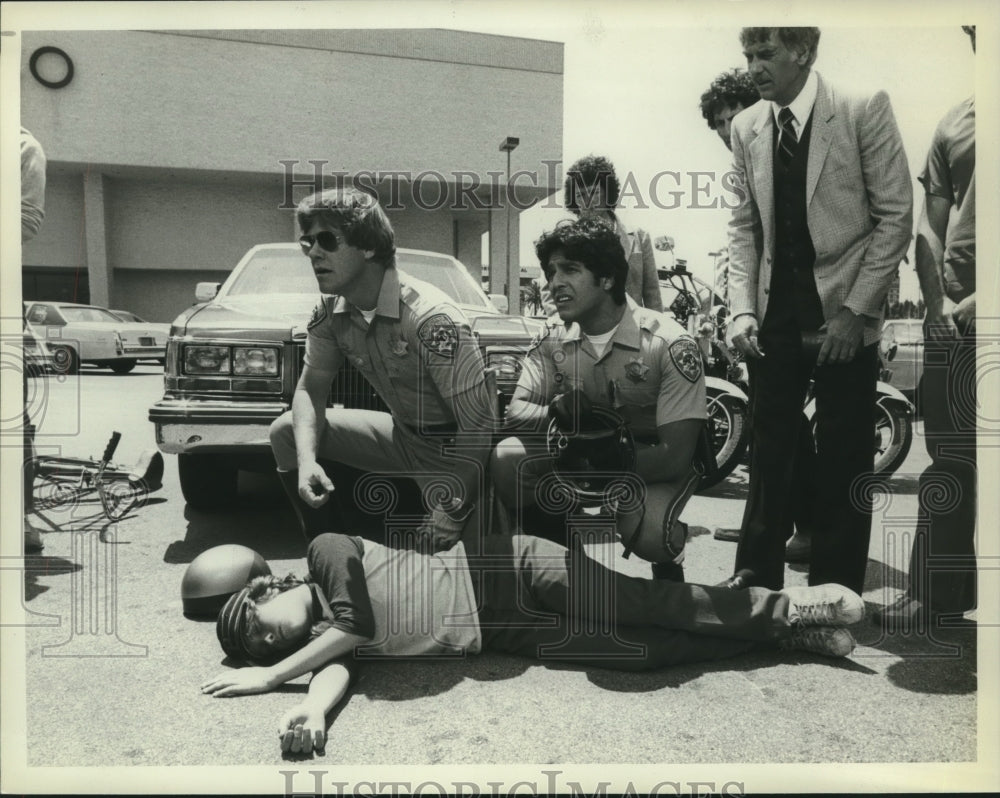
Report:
201,626,370,698
277,660,355,754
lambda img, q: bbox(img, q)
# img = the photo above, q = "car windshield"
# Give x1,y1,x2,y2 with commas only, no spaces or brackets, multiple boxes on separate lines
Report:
224,247,492,310
889,323,923,344
60,306,123,323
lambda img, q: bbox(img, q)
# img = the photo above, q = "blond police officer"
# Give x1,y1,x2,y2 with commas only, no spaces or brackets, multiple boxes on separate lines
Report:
492,218,707,581
269,188,494,549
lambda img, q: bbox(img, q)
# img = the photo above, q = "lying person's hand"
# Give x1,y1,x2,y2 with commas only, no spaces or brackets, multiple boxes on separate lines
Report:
278,702,326,754
200,667,276,697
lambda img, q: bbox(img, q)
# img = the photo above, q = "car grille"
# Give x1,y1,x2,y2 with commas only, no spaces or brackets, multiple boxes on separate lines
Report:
295,344,388,412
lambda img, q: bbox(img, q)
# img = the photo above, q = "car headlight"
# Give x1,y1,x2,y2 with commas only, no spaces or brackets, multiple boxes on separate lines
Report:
184,345,231,374
487,352,523,378
233,346,279,376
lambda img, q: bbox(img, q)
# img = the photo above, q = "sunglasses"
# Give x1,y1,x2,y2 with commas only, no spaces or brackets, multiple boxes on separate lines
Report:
299,231,342,253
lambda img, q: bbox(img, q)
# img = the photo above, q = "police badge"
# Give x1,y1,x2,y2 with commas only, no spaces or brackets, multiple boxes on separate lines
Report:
417,313,459,358
669,338,703,383
624,357,650,383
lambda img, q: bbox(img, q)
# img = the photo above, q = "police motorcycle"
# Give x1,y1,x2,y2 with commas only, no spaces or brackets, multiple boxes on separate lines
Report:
658,261,915,484
657,262,751,490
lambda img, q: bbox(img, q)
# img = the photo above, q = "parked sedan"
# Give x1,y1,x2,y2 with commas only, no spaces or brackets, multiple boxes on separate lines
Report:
23,300,168,374
880,318,924,398
149,243,536,510
21,324,54,375
109,309,171,364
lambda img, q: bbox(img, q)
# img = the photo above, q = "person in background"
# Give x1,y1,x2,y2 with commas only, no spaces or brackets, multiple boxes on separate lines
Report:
22,127,47,554
724,27,912,594
543,155,663,314
699,68,818,565
875,26,977,627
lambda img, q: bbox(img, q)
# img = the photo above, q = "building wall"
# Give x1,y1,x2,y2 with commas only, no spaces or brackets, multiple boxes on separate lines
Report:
114,269,231,324
21,30,562,183
20,29,562,318
21,171,86,270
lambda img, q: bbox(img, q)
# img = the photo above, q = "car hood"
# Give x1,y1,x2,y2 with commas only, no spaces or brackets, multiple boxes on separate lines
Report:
173,295,514,341
171,295,316,340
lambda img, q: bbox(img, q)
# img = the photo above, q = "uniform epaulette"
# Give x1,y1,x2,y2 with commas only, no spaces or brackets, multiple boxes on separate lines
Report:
526,318,560,353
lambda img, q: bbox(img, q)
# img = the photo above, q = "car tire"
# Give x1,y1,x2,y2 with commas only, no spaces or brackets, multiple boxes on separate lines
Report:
872,402,914,477
110,359,137,374
178,453,239,511
50,345,79,375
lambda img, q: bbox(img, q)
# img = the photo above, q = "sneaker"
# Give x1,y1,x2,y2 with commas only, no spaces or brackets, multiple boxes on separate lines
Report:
780,626,856,658
782,584,865,627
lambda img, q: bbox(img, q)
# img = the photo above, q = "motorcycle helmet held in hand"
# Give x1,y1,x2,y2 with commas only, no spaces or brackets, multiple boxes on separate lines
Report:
181,544,271,618
546,404,637,505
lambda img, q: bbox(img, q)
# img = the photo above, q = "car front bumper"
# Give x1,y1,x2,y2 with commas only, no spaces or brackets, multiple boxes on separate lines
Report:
149,398,289,454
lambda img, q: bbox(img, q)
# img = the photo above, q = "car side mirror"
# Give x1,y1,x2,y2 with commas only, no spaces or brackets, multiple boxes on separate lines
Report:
488,293,509,314
195,282,221,302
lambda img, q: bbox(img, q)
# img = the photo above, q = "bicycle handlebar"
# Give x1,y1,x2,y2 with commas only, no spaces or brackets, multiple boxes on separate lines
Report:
102,432,122,464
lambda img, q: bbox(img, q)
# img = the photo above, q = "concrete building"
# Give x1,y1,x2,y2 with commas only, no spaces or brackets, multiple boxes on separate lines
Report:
20,29,563,321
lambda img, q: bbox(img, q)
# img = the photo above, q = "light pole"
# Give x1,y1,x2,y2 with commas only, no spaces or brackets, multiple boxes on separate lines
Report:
708,246,728,303
499,136,520,316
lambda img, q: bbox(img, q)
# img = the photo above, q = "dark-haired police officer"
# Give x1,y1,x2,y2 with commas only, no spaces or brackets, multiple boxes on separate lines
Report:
491,217,708,581
269,188,494,550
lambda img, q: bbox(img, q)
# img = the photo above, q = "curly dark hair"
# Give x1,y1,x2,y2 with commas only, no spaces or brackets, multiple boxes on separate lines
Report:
563,155,620,215
296,187,396,263
699,68,760,129
739,27,821,67
535,217,628,305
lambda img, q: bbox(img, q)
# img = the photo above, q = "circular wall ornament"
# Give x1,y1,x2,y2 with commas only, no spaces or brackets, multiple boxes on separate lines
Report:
29,46,74,89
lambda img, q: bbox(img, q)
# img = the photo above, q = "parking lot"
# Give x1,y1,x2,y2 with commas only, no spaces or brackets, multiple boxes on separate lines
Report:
13,364,979,781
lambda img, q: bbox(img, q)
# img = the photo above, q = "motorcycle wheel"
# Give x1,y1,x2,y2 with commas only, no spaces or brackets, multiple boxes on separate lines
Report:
873,401,913,476
699,389,750,491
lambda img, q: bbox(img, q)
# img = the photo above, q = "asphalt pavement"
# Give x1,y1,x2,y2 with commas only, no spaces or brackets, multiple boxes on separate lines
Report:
8,365,987,792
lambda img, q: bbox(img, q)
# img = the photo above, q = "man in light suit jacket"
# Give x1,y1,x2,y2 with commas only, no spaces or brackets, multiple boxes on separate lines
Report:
724,27,912,595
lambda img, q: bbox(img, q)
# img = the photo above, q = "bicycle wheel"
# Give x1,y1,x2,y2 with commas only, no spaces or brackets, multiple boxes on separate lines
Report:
33,474,82,512
99,479,144,521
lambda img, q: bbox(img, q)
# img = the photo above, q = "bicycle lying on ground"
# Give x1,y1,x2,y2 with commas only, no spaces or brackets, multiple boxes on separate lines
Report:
31,432,165,522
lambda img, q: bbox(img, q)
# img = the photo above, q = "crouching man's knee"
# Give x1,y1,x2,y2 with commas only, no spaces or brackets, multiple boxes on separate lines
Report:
490,436,532,507
269,411,297,470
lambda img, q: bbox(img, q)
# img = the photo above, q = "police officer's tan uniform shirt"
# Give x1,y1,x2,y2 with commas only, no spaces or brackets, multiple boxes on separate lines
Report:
506,298,706,441
304,267,492,433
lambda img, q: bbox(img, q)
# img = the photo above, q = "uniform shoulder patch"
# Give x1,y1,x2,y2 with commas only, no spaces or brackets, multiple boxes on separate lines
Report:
307,299,328,330
417,313,459,358
669,337,703,383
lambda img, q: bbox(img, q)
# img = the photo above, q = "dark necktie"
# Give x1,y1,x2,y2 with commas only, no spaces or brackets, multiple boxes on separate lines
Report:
777,107,798,167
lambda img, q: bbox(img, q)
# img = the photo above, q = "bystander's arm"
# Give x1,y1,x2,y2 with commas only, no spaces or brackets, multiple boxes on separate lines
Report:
915,193,960,340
